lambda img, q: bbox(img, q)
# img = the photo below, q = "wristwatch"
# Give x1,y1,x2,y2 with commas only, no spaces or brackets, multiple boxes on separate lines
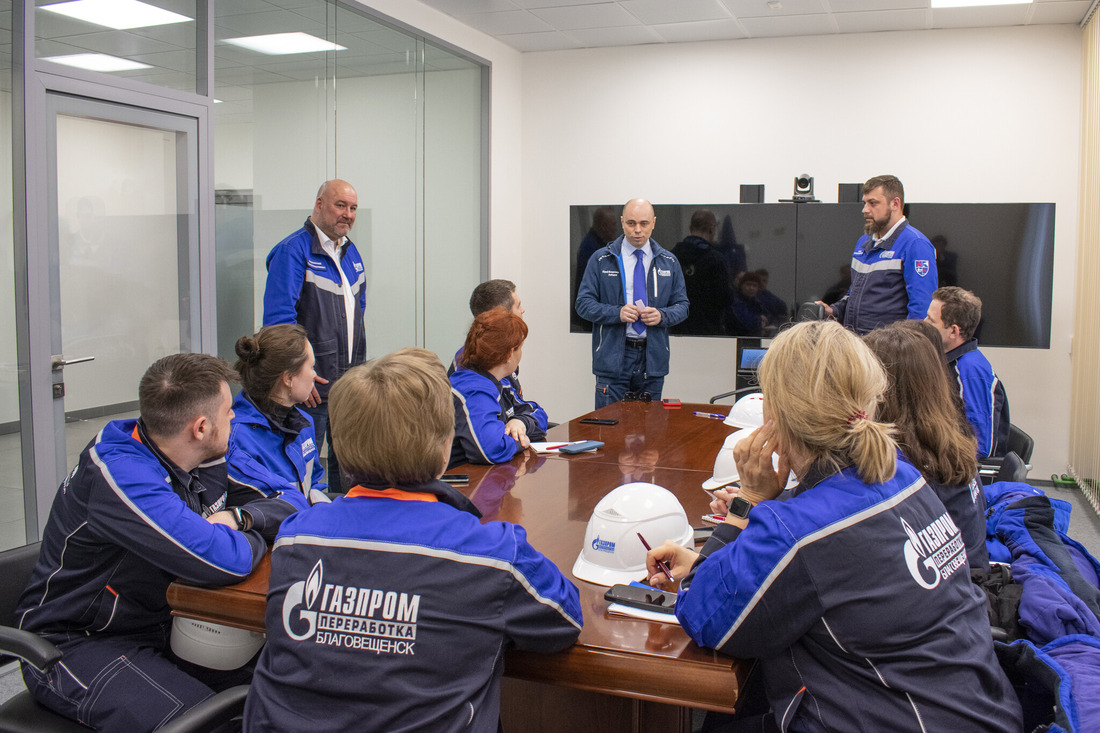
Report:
231,507,253,532
727,496,754,519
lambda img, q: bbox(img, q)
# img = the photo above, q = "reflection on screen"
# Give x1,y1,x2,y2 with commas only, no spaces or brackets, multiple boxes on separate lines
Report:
570,202,1055,348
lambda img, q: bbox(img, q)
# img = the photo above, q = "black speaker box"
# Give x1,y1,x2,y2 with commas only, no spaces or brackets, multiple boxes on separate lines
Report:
740,184,764,204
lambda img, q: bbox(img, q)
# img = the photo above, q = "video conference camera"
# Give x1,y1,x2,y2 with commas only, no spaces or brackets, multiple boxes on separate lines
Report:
780,174,820,203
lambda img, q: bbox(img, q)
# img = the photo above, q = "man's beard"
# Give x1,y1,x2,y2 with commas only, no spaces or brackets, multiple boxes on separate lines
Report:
864,215,890,236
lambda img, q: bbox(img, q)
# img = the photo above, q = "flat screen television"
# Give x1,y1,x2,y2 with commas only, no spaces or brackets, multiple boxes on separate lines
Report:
570,202,1054,348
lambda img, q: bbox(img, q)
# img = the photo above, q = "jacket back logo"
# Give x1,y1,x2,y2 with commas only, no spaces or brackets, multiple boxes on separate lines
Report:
901,514,967,590
281,557,420,655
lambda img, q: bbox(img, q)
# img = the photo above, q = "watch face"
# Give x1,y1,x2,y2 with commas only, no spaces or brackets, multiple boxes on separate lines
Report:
729,497,753,518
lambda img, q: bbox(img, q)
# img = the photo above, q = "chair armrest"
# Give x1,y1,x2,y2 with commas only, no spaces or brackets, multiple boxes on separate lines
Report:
709,386,761,405
0,625,63,671
156,685,249,733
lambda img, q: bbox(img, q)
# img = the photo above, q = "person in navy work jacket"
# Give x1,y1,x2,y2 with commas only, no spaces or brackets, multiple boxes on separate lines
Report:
228,324,328,505
16,353,303,733
263,179,365,491
244,347,582,733
449,308,547,467
818,175,938,335
926,286,1011,458
576,198,689,408
646,322,1020,733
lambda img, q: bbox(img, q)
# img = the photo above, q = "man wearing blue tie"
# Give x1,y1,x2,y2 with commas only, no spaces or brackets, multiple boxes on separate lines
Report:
576,198,690,408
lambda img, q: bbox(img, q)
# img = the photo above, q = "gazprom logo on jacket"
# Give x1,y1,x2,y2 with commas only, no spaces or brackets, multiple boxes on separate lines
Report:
353,262,363,273
302,438,316,457
901,514,967,590
591,536,616,554
657,268,671,277
306,259,326,270
914,260,930,277
281,557,421,655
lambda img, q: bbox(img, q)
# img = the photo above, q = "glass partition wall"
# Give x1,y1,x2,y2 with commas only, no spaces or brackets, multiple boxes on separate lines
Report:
7,1,487,547
213,1,485,363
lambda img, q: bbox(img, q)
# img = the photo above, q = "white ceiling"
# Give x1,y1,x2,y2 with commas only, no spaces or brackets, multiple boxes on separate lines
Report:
416,0,1094,52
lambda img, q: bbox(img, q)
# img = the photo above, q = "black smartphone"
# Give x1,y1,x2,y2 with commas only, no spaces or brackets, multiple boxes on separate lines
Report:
441,474,469,483
604,584,677,614
579,418,618,425
558,440,604,454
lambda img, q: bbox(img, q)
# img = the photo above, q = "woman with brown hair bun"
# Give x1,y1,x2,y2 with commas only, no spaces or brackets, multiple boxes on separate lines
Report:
864,323,988,569
646,321,1019,733
449,308,547,467
228,324,327,503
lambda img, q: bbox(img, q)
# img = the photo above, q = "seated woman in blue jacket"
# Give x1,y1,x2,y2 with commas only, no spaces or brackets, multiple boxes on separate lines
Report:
864,323,989,570
449,308,547,467
646,321,1020,733
228,324,326,505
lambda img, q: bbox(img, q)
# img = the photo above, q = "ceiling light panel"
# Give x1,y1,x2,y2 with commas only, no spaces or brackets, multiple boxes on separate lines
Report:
41,0,192,30
223,32,346,56
42,53,153,71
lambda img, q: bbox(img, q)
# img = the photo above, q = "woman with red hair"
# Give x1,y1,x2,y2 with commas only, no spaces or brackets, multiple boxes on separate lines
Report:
449,309,548,467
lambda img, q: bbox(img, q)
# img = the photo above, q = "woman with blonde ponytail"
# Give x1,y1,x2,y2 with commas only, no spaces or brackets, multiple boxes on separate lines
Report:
646,321,1020,733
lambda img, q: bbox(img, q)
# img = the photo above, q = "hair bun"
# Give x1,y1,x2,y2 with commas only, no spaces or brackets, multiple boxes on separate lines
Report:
234,335,262,364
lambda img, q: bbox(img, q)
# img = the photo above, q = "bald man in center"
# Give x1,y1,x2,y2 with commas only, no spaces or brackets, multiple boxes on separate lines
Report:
263,179,365,491
576,198,689,408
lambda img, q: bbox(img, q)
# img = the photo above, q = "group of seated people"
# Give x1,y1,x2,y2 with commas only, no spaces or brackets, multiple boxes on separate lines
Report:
12,274,1026,732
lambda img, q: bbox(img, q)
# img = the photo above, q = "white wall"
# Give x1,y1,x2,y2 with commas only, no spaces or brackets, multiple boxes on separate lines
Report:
517,25,1082,478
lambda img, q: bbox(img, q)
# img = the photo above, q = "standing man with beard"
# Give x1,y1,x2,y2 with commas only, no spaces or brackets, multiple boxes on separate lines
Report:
264,180,366,490
16,354,303,732
817,175,937,335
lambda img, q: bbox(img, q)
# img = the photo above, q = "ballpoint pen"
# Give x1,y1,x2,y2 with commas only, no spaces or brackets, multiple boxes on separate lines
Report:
636,532,675,582
693,411,727,420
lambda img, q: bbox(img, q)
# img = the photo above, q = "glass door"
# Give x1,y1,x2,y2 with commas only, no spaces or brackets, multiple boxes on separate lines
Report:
36,93,199,529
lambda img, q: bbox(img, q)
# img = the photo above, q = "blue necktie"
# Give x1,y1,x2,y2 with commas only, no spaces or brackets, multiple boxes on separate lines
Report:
633,248,647,336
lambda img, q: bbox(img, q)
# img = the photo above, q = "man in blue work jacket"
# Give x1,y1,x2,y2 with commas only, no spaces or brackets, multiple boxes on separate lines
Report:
819,175,937,335
263,179,365,490
576,198,689,408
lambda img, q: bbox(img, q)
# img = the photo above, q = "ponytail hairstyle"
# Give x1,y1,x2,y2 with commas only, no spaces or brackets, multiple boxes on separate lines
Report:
758,321,897,484
864,325,978,486
234,324,310,413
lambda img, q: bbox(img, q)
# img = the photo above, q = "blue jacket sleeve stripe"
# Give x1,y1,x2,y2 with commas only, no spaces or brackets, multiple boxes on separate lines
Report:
711,475,927,650
304,269,350,296
90,447,256,579
274,533,582,630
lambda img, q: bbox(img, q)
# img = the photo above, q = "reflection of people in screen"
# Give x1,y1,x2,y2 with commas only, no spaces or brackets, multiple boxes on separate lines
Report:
572,206,619,330
753,269,790,328
671,209,732,335
728,271,771,337
716,214,748,283
822,265,852,306
931,235,958,287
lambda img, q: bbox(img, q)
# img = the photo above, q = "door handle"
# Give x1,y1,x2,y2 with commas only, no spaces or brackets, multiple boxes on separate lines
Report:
51,354,95,371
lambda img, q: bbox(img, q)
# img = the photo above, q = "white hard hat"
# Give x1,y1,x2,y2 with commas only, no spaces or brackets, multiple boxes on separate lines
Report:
702,428,799,492
170,617,265,670
573,482,693,587
702,428,753,490
724,392,764,429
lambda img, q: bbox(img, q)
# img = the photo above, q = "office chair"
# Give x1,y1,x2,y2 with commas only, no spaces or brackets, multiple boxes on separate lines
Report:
978,424,1034,485
0,542,249,733
709,385,761,405
993,452,1028,484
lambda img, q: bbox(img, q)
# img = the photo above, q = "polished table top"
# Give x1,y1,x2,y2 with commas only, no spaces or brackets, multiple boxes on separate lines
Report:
168,402,745,712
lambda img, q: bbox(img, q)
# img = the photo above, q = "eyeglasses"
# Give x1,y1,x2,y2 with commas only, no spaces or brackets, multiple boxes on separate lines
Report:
623,391,652,403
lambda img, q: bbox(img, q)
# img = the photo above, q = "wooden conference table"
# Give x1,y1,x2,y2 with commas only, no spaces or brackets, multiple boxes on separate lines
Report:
168,401,747,733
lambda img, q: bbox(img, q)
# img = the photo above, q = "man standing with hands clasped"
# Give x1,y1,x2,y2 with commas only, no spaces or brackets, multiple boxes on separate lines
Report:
263,180,365,491
576,198,689,408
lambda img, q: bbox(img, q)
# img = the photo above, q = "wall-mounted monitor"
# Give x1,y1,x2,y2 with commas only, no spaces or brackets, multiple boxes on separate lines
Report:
570,202,1055,349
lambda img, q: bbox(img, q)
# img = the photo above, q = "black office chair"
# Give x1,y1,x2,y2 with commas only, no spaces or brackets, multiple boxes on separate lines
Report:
708,385,761,405
992,452,1028,484
978,424,1034,485
0,542,248,733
